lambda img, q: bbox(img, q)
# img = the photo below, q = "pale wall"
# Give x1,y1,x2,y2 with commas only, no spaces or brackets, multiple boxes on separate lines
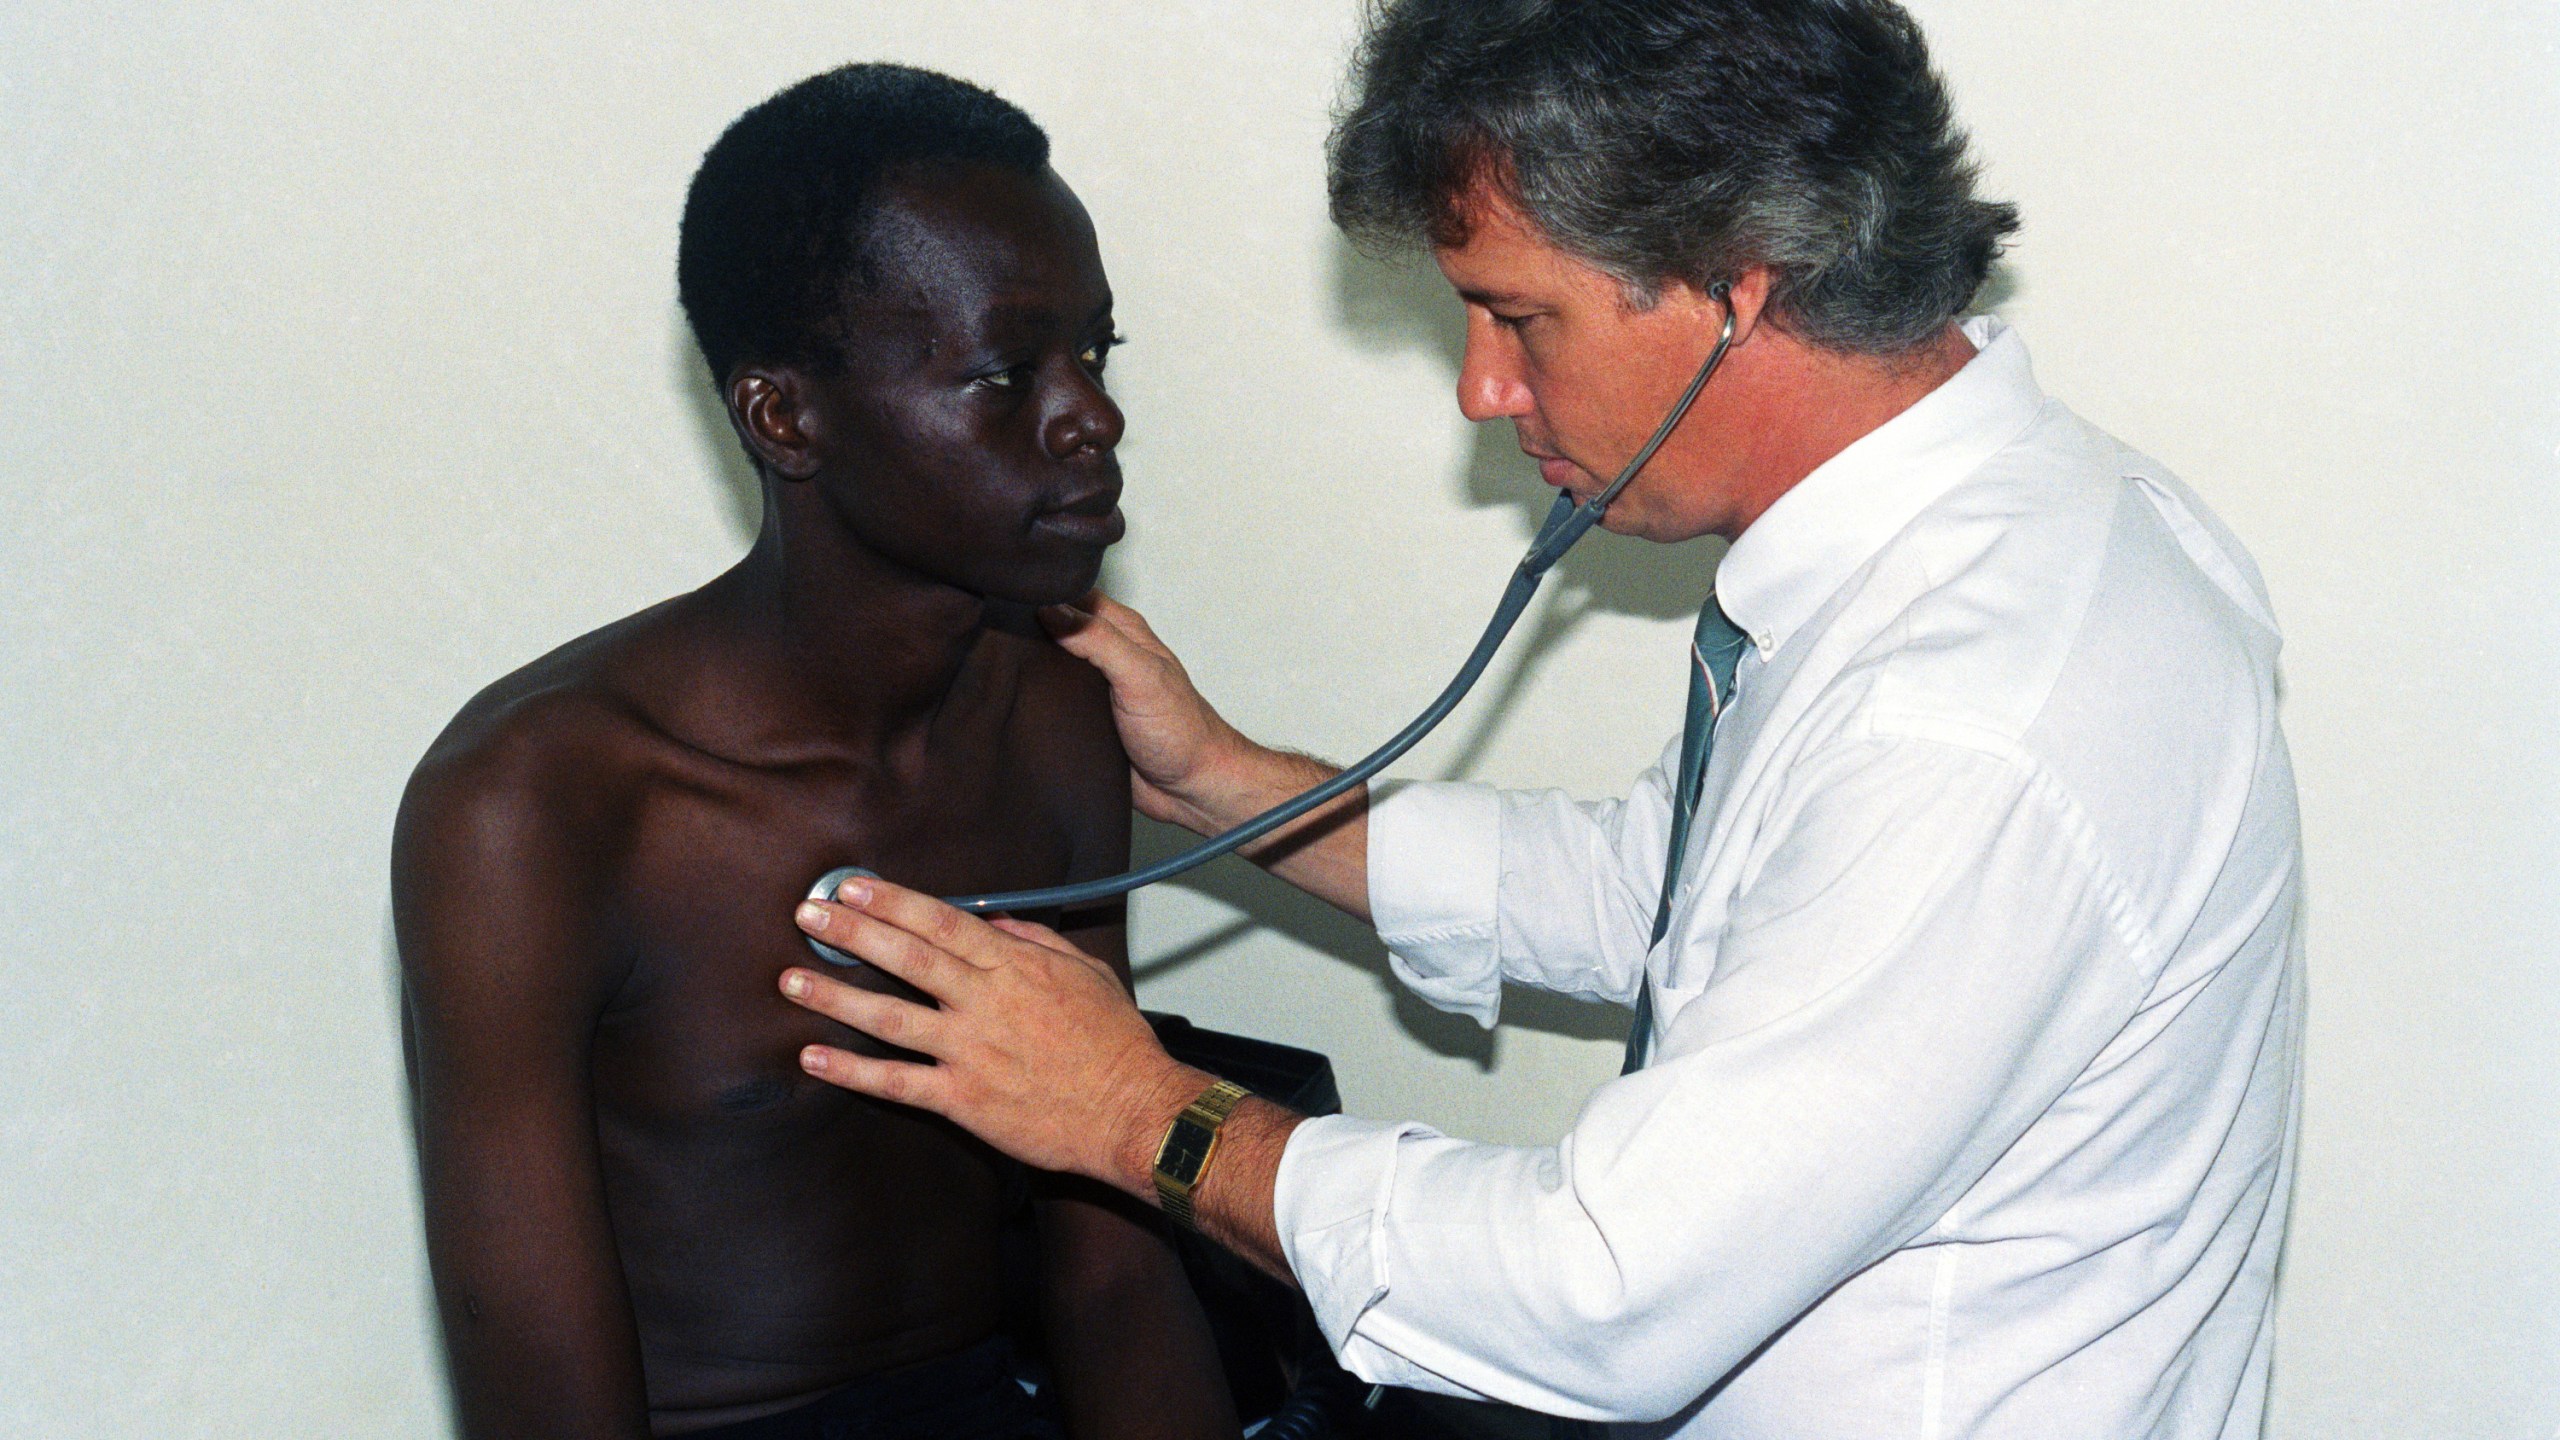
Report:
2,3,2552,1436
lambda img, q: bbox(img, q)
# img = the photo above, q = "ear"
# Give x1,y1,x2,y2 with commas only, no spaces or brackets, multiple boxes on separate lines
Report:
1719,266,1776,347
1660,265,1775,350
725,367,823,481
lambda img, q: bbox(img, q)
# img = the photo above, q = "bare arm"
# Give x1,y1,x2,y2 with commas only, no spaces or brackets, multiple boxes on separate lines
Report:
1032,917,1240,1439
1040,595,1371,919
394,734,650,1440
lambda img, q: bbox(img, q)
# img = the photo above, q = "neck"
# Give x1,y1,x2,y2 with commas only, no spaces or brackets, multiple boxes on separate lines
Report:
702,479,994,752
1715,322,1977,538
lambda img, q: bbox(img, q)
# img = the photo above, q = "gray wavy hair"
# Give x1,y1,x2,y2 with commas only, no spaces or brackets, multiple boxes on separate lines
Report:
1327,0,2020,354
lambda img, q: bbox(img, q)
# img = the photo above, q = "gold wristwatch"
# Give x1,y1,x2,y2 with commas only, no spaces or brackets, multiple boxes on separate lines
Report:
1151,1078,1252,1229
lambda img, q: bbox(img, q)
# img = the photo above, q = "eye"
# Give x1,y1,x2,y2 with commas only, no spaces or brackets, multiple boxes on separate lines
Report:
1488,310,1536,333
1078,331,1126,373
971,362,1036,394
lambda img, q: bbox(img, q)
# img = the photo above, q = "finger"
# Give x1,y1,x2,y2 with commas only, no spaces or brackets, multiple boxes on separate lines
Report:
779,969,951,1055
796,897,981,992
1046,589,1173,668
797,1044,950,1112
833,877,1014,970
1041,598,1154,674
1035,601,1092,639
984,919,1124,992
1081,591,1178,663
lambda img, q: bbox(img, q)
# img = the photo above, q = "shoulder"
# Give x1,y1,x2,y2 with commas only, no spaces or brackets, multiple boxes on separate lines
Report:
392,618,705,1021
393,617,680,950
1765,413,2293,972
1821,406,2279,757
988,604,1124,768
984,607,1130,868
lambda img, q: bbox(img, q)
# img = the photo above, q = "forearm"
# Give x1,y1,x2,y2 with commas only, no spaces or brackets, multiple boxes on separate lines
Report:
1170,742,1371,922
436,1286,653,1440
1039,1185,1242,1440
1187,1097,1303,1285
420,1158,653,1440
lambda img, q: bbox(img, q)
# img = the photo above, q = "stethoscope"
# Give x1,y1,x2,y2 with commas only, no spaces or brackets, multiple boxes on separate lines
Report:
805,286,1736,966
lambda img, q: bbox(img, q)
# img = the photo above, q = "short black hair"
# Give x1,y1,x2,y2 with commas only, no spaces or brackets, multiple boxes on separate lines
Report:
677,63,1050,384
1328,0,2019,354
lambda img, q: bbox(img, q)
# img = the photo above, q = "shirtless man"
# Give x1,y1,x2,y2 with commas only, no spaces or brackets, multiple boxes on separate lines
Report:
392,65,1236,1440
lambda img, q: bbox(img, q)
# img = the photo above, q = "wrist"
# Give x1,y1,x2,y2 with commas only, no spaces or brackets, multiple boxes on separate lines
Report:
1114,1060,1216,1201
1172,725,1284,834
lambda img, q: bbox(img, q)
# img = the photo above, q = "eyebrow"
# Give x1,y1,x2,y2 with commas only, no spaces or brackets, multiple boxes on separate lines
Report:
1454,286,1534,310
982,295,1118,332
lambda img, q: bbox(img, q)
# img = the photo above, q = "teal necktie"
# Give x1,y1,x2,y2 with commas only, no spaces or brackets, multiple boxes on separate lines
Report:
1622,595,1752,1074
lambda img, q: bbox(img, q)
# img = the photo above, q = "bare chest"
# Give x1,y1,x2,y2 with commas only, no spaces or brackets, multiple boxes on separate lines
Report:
590,748,1077,1121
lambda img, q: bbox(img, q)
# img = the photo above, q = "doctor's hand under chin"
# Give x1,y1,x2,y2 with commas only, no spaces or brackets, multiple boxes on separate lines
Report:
1039,591,1377,918
1036,592,1259,833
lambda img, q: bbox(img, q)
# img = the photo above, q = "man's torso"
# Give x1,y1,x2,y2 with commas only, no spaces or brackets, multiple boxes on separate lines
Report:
443,593,1124,1424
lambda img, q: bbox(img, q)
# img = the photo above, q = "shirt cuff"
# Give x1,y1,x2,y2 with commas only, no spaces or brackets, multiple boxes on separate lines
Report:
1275,1113,1494,1398
1367,779,1504,1027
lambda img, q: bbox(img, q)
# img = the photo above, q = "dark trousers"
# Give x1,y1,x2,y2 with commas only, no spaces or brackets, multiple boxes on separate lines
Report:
683,1336,1064,1440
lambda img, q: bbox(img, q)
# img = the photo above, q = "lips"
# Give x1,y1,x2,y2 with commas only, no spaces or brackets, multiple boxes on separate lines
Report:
1517,436,1581,492
1033,485,1125,546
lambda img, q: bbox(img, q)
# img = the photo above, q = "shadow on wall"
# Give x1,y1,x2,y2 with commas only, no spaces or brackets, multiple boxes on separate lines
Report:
671,311,767,549
1129,817,1629,1070
1975,260,2021,321
381,907,460,1422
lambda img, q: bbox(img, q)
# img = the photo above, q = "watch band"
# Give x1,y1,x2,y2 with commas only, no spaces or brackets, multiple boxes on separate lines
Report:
1151,1078,1252,1229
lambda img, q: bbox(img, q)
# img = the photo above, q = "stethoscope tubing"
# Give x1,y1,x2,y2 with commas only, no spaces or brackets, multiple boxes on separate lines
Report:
806,293,1737,963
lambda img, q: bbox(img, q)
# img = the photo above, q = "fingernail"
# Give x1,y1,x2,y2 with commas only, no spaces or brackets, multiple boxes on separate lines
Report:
796,901,831,933
781,971,809,998
834,877,873,906
801,1046,829,1074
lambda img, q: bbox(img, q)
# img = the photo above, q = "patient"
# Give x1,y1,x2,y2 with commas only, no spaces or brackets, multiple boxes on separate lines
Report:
392,64,1236,1439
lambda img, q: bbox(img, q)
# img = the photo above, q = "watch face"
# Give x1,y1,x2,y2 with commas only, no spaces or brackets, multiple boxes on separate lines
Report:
1159,1117,1218,1184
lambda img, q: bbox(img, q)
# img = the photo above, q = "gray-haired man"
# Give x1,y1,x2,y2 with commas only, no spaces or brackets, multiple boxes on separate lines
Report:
779,2,2304,1435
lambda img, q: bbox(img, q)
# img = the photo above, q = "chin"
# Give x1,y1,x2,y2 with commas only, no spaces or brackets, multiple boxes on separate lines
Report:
983,547,1109,608
1628,509,1726,545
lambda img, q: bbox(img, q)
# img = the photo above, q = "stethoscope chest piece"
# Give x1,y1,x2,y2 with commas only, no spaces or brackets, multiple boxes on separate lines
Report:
803,866,879,966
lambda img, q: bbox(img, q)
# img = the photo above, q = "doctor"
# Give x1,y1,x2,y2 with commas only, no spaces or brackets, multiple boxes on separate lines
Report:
782,1,2305,1435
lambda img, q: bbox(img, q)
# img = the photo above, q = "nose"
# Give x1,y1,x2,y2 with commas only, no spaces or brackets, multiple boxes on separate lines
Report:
1043,364,1125,461
1455,310,1535,424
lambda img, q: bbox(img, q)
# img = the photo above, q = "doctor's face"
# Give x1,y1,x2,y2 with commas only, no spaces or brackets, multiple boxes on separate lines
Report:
1433,184,1749,542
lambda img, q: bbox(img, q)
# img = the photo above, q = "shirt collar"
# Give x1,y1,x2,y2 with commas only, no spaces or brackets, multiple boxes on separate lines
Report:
1714,315,2046,656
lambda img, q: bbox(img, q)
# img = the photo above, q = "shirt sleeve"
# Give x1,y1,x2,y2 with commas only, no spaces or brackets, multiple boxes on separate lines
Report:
1282,735,2151,1421
1367,732,1685,1027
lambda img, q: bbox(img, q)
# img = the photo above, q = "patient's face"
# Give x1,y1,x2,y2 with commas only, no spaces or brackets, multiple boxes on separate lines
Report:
806,163,1125,604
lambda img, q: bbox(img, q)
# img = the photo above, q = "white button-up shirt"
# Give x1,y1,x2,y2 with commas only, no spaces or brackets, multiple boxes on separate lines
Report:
1275,318,2304,1439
